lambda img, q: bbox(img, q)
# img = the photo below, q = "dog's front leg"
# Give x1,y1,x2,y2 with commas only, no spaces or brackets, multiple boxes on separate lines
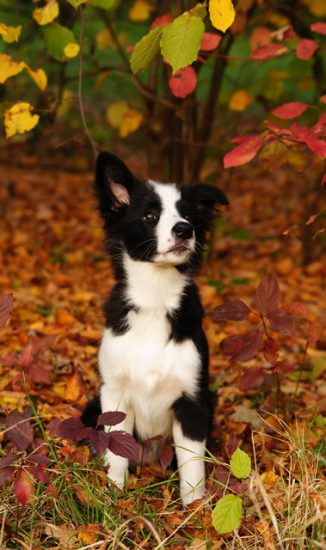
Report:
173,420,206,507
100,384,134,489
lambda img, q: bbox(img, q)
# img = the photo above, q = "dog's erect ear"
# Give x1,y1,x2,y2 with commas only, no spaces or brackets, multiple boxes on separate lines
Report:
95,152,137,213
187,183,229,231
190,183,229,209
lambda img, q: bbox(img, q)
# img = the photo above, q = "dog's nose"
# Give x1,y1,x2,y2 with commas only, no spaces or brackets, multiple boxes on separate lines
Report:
172,222,193,240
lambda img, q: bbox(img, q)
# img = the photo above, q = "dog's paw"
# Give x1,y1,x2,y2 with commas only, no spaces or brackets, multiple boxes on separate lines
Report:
180,483,205,507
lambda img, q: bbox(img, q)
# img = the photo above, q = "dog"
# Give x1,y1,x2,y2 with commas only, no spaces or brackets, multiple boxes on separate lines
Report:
82,152,228,506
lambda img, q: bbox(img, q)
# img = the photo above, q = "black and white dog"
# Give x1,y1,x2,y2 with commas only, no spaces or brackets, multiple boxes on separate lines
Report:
84,152,228,506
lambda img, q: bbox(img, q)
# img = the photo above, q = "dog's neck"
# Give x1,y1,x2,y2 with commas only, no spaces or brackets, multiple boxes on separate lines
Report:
123,252,189,312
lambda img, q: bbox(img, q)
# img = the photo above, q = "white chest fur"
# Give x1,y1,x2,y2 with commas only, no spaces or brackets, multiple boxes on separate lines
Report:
98,257,201,440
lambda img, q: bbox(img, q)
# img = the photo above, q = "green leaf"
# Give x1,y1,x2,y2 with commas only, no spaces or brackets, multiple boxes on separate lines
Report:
230,448,251,479
43,23,79,61
66,0,88,8
130,26,163,74
311,356,325,381
211,494,243,534
161,12,204,73
89,0,118,8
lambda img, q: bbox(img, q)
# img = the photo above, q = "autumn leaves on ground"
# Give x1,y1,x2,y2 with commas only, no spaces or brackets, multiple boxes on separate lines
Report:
0,155,325,549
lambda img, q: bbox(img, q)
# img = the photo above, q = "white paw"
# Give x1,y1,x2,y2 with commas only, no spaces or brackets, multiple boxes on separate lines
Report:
107,469,127,490
180,483,205,507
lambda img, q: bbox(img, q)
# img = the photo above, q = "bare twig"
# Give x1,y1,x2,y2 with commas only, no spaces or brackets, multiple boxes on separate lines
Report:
78,7,98,158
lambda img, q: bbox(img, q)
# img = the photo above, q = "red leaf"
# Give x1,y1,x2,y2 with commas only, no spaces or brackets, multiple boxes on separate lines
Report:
19,345,34,368
159,444,174,469
322,174,326,186
272,102,309,120
97,411,126,427
150,13,172,29
58,417,87,441
250,26,270,51
108,431,140,460
225,433,238,458
87,429,111,456
200,32,222,51
47,418,61,437
220,334,244,358
268,308,294,334
28,453,51,465
0,294,13,328
318,112,326,126
296,38,319,60
0,468,14,487
28,465,50,484
28,363,51,385
272,25,296,42
6,411,34,451
273,361,296,374
233,330,264,361
304,136,326,157
240,367,264,390
254,274,281,315
320,95,326,104
221,330,264,361
251,43,288,61
169,67,197,99
212,300,250,322
0,453,19,469
310,22,326,35
224,134,264,168
14,470,34,506
264,338,279,364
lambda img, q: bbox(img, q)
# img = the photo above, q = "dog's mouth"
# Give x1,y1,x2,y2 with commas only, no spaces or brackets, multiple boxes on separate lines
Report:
168,244,190,255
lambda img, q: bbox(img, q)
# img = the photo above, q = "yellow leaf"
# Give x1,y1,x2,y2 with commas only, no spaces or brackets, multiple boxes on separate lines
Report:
119,109,143,138
25,66,47,91
106,100,128,128
209,0,235,33
96,28,112,50
33,0,59,26
0,23,22,43
4,102,39,138
63,43,80,58
129,0,154,22
229,90,253,111
302,0,326,16
0,53,24,84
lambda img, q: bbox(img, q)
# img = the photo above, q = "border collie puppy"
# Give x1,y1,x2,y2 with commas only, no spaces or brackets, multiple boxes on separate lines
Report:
85,152,228,506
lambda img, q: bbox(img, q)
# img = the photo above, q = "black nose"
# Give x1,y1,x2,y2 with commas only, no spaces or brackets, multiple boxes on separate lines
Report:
172,222,193,240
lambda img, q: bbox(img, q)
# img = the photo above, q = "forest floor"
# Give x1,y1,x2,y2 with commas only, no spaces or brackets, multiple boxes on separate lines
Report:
0,150,325,549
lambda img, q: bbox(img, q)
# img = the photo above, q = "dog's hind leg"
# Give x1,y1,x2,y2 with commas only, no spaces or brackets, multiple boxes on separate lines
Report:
100,384,135,489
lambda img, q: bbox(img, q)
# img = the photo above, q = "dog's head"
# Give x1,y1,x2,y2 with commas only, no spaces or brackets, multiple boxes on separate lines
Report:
95,152,228,268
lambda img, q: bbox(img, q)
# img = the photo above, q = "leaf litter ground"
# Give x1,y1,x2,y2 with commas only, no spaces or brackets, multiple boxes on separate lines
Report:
0,159,325,549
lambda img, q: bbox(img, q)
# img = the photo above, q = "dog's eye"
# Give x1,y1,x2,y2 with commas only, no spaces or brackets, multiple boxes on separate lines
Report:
141,211,158,224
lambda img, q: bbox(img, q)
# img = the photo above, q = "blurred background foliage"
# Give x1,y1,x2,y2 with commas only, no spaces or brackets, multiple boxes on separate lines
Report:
0,0,325,184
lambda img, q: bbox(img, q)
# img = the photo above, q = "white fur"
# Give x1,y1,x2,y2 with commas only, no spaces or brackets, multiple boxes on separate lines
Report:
173,421,206,505
99,255,202,504
149,181,195,265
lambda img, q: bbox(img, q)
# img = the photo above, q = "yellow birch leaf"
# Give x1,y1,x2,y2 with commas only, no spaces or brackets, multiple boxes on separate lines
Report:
4,102,40,138
129,0,154,22
63,43,80,58
106,100,128,128
209,0,235,33
0,53,25,84
229,90,253,111
0,23,22,43
33,0,59,26
96,28,112,50
119,109,143,138
25,65,47,91
302,0,326,16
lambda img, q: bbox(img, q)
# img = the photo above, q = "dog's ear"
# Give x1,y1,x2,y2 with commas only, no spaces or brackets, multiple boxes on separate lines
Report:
186,183,228,231
95,152,137,213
